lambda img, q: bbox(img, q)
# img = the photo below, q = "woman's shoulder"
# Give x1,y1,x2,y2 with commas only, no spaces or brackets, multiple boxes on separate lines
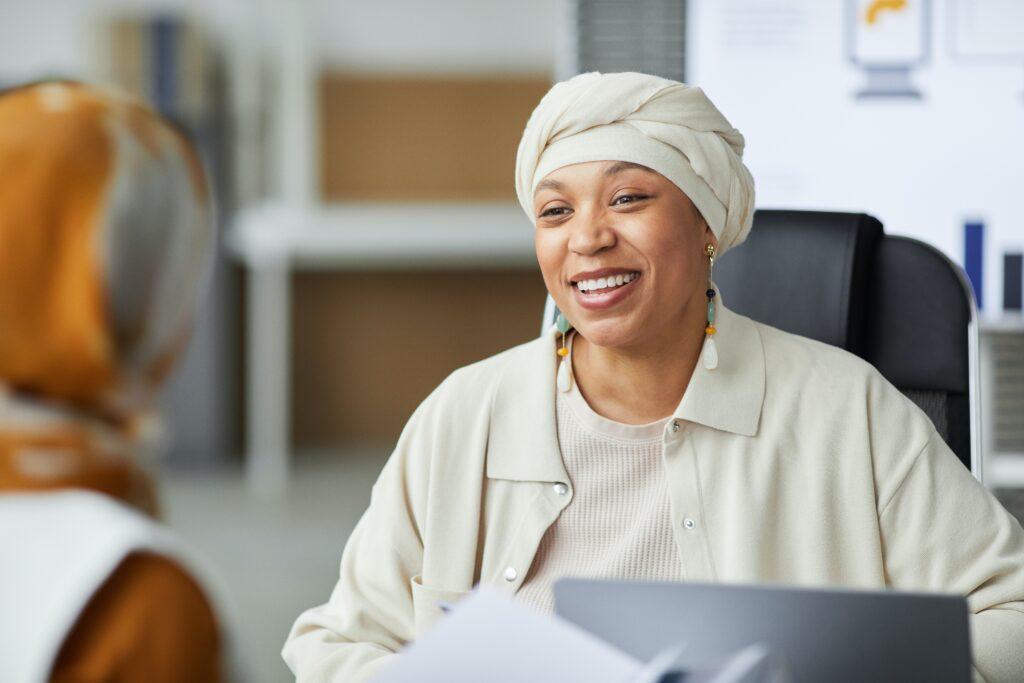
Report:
750,316,930,423
748,316,935,445
750,316,882,388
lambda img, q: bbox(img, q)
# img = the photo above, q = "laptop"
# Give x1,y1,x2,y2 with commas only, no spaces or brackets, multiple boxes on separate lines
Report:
553,579,971,683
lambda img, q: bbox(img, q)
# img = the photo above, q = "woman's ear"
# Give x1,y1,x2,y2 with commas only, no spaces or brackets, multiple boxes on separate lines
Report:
700,217,719,253
689,202,717,251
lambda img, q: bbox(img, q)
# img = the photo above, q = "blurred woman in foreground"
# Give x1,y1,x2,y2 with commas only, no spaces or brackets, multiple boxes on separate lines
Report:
0,81,225,683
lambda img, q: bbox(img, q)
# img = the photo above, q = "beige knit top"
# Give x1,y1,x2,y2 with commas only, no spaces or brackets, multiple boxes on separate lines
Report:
516,342,685,614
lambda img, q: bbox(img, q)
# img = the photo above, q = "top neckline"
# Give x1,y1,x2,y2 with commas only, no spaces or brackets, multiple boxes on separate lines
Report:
559,330,672,442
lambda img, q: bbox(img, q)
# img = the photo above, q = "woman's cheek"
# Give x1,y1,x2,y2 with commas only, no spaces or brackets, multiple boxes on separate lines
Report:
534,243,562,293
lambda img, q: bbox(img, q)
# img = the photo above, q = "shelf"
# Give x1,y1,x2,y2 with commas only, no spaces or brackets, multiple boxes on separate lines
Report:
988,453,1024,488
226,201,537,271
980,315,1024,333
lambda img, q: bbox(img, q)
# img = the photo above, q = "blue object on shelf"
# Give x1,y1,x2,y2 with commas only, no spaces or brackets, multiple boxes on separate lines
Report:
1005,252,1023,312
964,221,984,310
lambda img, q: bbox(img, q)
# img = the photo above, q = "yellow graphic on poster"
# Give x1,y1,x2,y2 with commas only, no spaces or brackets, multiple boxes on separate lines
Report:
865,0,908,25
848,0,930,98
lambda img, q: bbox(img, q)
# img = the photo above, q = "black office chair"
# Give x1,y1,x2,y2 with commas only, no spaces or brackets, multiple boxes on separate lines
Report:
541,209,981,479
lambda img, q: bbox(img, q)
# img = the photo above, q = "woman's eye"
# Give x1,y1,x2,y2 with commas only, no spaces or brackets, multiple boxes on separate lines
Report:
540,206,570,218
613,194,647,206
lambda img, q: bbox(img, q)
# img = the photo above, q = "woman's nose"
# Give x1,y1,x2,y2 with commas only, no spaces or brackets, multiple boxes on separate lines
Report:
567,210,616,255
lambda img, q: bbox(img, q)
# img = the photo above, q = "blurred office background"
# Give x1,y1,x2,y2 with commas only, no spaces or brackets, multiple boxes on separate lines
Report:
1,1,1022,681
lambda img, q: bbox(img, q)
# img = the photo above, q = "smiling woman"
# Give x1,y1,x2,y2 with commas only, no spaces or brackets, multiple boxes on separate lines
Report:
283,72,1024,683
532,159,715,424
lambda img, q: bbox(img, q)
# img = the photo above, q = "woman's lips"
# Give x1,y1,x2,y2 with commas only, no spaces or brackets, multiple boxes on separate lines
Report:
571,274,640,310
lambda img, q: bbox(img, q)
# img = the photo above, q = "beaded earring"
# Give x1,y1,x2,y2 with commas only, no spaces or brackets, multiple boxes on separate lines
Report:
555,313,573,392
702,244,719,371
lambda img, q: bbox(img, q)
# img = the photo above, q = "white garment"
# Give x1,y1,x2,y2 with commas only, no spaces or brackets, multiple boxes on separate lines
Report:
0,490,225,683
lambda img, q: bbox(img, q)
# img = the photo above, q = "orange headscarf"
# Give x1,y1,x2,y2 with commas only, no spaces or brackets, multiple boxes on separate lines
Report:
0,81,213,512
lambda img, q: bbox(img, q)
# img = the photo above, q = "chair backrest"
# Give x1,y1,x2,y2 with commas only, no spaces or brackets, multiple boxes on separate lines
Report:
541,209,980,478
862,235,977,476
712,211,883,355
715,210,979,477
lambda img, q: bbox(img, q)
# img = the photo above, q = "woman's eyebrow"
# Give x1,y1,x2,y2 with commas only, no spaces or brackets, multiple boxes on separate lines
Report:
534,178,565,194
603,161,649,177
534,161,649,197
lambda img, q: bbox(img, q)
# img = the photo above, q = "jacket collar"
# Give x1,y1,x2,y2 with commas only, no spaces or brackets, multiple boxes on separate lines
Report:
485,301,766,483
485,330,568,483
673,302,765,438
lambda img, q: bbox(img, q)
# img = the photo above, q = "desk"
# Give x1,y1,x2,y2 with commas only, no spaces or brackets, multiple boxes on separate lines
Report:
227,202,534,495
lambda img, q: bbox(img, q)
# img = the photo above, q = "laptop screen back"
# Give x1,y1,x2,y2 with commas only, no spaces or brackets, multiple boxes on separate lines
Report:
553,579,970,683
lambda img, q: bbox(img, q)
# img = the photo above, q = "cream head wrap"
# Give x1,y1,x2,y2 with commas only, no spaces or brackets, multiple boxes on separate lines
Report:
515,71,756,254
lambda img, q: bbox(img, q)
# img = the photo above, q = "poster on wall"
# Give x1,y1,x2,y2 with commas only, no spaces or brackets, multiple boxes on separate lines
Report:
687,0,1024,314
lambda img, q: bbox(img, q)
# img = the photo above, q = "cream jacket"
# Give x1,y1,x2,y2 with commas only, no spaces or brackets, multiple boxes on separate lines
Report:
283,303,1024,682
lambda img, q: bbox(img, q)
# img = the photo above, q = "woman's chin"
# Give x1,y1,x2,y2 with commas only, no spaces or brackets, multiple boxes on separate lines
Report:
572,319,646,351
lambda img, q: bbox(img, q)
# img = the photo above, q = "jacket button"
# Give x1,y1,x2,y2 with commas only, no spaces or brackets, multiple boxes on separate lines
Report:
504,566,518,582
683,517,696,530
670,420,681,433
553,483,569,496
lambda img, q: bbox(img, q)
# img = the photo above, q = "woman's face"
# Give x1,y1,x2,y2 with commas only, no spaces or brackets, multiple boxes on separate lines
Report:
533,160,717,350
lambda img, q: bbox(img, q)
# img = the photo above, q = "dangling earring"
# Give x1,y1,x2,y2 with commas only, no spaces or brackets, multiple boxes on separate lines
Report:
702,244,719,371
555,313,574,392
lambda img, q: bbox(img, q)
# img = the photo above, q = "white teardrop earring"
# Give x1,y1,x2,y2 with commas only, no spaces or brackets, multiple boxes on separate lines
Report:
702,244,719,371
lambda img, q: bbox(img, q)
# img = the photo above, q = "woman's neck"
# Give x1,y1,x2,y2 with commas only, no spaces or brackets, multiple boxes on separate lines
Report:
570,311,705,425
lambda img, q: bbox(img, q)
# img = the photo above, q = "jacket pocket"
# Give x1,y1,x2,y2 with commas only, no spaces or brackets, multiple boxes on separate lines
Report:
410,575,470,635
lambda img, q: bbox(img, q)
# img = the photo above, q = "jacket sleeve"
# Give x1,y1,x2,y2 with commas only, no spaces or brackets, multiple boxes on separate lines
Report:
878,426,1024,682
282,386,442,682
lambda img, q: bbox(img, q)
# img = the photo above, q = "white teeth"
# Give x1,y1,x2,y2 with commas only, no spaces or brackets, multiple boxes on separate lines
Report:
575,272,639,292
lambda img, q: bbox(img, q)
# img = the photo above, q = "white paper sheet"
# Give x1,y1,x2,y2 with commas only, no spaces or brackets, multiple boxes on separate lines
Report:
372,587,640,682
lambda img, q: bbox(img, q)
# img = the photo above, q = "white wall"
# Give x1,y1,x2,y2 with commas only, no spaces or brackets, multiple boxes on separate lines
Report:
309,0,557,74
688,0,1024,315
0,0,249,83
0,0,557,85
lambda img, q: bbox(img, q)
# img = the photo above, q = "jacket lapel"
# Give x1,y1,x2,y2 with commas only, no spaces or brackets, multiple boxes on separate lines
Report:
485,327,569,484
